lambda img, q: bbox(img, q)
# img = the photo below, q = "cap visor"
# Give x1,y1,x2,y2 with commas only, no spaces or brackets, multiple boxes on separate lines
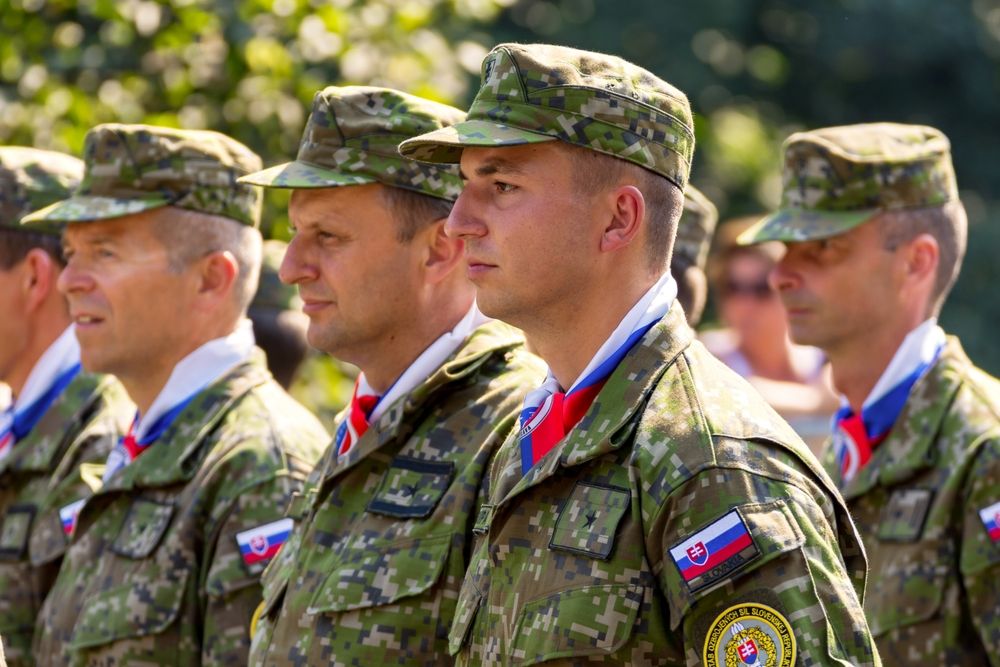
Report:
20,195,169,226
399,120,557,164
737,208,876,245
238,160,378,189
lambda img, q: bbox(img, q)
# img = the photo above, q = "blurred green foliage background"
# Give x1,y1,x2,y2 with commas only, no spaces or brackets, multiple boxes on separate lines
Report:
2,0,998,412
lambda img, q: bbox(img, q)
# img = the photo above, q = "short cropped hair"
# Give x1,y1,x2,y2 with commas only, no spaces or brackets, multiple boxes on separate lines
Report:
876,200,967,317
378,186,454,243
0,227,65,269
566,144,684,271
150,207,263,315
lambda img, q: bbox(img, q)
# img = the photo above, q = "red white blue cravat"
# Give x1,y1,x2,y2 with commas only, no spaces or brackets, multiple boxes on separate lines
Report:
0,407,13,461
517,274,676,475
103,394,196,482
833,323,945,483
0,363,81,462
335,378,381,457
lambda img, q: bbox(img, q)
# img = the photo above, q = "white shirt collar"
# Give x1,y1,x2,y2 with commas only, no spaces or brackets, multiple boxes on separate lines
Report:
855,317,946,411
135,320,256,441
356,303,489,423
14,325,80,414
563,271,677,392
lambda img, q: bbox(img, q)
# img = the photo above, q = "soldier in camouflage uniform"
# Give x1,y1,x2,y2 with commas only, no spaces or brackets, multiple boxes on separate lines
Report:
238,86,543,666
400,43,879,666
0,147,133,666
740,123,1000,665
672,184,717,326
248,240,310,389
22,125,327,665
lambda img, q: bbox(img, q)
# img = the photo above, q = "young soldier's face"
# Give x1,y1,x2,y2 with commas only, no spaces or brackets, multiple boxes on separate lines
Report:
58,211,194,381
448,144,596,328
769,219,903,353
282,185,428,362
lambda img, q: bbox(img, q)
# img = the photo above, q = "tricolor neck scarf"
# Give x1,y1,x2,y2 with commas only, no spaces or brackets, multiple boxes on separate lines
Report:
103,320,256,482
0,326,82,461
832,319,946,483
517,272,677,475
334,304,489,458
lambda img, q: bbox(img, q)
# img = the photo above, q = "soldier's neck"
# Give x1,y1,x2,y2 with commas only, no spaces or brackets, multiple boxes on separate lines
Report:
4,312,70,399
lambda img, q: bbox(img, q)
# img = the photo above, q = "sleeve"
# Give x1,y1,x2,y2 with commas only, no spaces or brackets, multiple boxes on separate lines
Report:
650,457,879,667
959,436,1000,665
199,471,304,665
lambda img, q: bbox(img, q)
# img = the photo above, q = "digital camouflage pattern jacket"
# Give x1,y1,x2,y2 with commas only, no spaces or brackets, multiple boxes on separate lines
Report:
0,372,131,667
452,304,879,666
823,337,1000,666
33,352,327,666
249,321,544,666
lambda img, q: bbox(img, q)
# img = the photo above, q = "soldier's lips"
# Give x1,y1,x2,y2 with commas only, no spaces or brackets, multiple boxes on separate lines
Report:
301,298,335,315
72,313,105,329
465,259,497,279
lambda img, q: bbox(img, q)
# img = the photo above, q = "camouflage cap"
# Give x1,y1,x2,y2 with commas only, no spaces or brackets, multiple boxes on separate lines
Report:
398,43,695,188
21,124,263,228
739,122,958,244
240,86,465,201
0,147,83,233
250,240,302,312
674,184,718,270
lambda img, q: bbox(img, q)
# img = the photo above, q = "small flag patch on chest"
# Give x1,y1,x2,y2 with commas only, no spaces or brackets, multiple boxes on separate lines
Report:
59,499,86,537
236,518,294,568
669,509,759,591
978,500,1000,543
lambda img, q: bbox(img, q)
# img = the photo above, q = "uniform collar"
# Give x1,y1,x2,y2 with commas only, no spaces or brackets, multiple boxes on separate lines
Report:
837,336,965,499
323,319,524,482
355,303,489,424
97,351,271,492
12,325,80,415
133,320,256,442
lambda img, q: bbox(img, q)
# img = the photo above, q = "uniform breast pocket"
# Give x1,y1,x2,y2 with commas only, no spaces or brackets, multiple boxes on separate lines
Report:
307,533,453,615
69,498,186,652
865,537,953,637
511,583,646,665
366,456,455,519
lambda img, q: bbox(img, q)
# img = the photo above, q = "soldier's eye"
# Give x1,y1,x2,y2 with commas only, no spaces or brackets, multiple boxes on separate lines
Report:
494,181,517,194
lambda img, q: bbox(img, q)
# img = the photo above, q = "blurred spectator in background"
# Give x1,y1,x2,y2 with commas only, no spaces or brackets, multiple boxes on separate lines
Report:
702,216,838,454
248,239,310,389
672,185,717,327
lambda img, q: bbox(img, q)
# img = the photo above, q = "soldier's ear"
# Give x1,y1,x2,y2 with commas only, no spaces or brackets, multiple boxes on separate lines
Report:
599,185,645,255
22,248,59,313
195,250,239,307
421,218,465,285
903,233,939,284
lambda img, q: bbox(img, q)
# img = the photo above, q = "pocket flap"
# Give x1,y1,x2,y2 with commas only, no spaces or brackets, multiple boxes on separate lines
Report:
28,506,73,566
866,537,950,636
308,534,451,614
0,504,35,561
111,498,175,559
70,569,188,649
367,457,454,519
511,583,643,665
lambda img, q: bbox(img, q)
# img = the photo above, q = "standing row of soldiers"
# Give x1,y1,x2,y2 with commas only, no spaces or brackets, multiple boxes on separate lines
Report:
0,42,996,666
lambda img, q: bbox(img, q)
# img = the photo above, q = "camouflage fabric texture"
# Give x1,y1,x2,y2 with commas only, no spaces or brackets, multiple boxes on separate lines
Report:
21,123,263,227
240,86,465,201
399,43,695,189
251,240,302,312
674,184,718,272
452,304,879,666
0,372,131,667
821,337,1000,665
250,321,545,666
740,122,958,244
0,147,83,232
33,354,327,666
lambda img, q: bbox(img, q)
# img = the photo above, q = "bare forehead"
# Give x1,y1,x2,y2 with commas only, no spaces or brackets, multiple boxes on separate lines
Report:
62,210,159,245
459,144,567,179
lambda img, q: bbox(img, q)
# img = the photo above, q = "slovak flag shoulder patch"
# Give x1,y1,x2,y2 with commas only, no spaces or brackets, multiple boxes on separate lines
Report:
977,500,1000,544
236,518,294,573
669,509,760,592
59,499,87,538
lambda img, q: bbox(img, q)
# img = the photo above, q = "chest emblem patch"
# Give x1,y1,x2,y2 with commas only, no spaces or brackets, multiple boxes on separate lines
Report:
59,499,86,537
978,500,1000,543
703,602,795,667
236,517,294,573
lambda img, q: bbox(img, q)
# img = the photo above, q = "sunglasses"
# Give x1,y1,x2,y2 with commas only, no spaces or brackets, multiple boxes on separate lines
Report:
723,280,773,299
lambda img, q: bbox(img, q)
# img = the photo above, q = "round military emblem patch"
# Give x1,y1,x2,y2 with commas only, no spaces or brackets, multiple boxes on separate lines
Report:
703,602,795,667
